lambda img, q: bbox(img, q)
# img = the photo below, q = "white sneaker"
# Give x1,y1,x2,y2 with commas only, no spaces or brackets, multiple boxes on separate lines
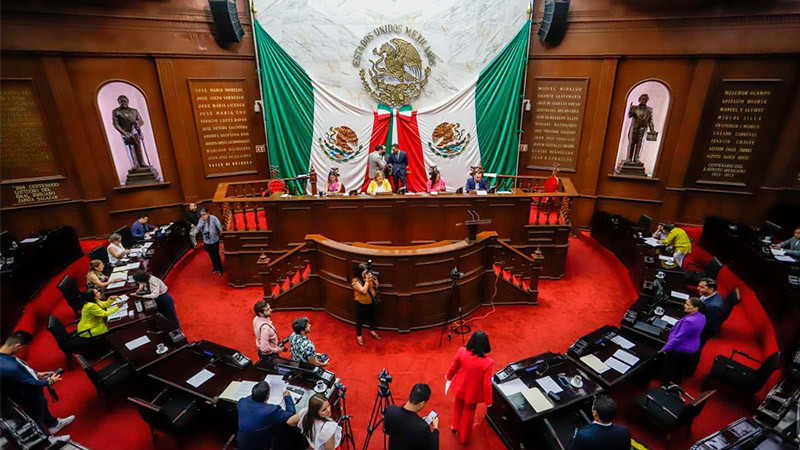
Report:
48,415,75,434
49,435,71,443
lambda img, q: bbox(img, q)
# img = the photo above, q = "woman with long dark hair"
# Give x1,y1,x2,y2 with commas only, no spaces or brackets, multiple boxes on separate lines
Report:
351,263,380,346
297,393,341,450
426,166,446,193
445,330,493,444
76,288,119,338
325,168,345,194
132,270,180,328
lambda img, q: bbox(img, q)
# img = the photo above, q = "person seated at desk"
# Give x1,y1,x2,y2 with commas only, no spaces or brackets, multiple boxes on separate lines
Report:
236,381,299,450
106,233,130,266
653,223,692,267
659,297,706,386
132,270,180,328
446,330,493,444
426,166,446,193
0,331,74,442
253,300,281,359
130,213,156,241
86,260,111,291
385,383,439,450
77,288,120,338
296,393,342,450
325,168,345,194
289,317,329,367
464,166,489,193
366,170,392,195
772,227,800,257
566,395,630,450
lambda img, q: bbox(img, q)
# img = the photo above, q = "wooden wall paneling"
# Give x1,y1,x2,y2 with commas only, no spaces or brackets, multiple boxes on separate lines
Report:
761,59,800,188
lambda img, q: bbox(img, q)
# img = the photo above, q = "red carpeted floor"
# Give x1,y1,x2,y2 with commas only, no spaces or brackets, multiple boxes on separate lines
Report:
12,233,779,449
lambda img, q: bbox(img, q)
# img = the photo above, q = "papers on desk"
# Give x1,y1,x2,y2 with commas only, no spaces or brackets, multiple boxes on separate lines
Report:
497,190,513,195
671,291,690,300
535,376,563,394
497,377,528,397
113,294,129,305
109,271,127,282
107,281,126,290
658,255,674,263
579,354,610,374
265,374,289,405
603,356,631,374
20,237,40,244
612,349,640,366
521,387,553,413
610,334,635,350
186,369,215,388
124,335,150,351
108,304,130,321
643,237,661,247
142,242,153,250
220,380,258,402
660,315,679,326
119,262,140,271
476,190,488,196
775,255,797,263
770,248,785,256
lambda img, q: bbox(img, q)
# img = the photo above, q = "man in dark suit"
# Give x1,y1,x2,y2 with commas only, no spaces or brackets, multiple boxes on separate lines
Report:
567,395,630,450
698,277,725,340
0,331,74,442
388,143,408,190
236,381,299,450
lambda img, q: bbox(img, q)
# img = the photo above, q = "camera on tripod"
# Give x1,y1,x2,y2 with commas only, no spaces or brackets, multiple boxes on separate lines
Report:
377,368,392,390
366,259,380,277
450,267,464,280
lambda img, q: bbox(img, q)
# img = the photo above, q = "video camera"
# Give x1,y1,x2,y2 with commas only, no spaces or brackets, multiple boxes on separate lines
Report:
366,259,380,277
377,368,392,396
450,267,464,280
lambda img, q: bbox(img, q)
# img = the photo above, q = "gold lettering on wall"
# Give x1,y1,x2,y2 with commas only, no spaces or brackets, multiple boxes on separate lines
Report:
11,181,67,205
696,80,778,185
1,80,61,181
526,78,588,172
189,80,257,177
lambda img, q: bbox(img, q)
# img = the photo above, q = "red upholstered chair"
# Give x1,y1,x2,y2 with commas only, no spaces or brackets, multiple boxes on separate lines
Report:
268,179,285,194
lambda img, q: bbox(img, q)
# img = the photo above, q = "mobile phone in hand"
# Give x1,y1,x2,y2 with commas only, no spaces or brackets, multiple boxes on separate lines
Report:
424,410,437,425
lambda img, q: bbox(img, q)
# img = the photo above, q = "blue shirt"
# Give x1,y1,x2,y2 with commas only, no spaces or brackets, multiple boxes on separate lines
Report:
131,220,155,240
195,215,222,244
0,353,48,406
465,177,489,192
236,394,296,450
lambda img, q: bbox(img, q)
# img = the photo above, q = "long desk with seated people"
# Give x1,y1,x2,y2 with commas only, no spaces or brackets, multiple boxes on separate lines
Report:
261,231,542,332
699,217,800,365
214,179,579,287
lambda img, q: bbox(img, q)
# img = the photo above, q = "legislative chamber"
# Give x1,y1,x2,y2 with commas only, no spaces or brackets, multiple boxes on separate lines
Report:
1,1,799,450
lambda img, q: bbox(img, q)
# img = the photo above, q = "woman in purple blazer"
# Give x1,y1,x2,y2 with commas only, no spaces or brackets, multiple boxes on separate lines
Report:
659,297,706,385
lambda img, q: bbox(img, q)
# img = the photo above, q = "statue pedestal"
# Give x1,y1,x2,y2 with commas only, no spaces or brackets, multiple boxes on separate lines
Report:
617,160,647,177
125,166,160,185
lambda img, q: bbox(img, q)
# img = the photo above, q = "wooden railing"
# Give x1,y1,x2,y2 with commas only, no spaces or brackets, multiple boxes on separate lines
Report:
491,239,543,293
258,242,313,299
495,176,578,226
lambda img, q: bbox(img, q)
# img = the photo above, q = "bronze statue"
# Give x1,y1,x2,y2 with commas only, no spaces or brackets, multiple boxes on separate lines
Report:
626,94,658,162
112,95,149,169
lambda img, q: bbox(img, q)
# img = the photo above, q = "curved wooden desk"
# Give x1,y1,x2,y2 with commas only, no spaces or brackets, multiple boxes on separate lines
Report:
260,232,542,332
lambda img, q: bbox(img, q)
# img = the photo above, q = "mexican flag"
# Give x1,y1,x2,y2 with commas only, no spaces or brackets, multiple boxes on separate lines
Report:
254,20,530,194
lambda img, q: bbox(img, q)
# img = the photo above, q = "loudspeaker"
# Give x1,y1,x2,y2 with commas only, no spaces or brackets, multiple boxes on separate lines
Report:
209,0,245,44
538,0,569,46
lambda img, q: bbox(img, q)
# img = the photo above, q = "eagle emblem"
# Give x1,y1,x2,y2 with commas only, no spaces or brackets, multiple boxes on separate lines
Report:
319,126,363,163
428,122,470,159
359,38,431,107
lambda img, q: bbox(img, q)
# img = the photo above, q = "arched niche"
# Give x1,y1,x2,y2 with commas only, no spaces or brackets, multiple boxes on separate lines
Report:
614,79,671,178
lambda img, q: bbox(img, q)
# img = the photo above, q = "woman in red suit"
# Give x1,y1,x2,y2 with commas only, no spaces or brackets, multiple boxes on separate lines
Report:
446,330,493,444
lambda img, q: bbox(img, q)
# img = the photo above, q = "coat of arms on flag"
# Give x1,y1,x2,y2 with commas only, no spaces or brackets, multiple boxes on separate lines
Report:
428,122,471,159
319,126,363,163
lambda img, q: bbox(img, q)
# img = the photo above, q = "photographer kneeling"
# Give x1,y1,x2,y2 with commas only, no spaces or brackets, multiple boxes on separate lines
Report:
352,262,381,346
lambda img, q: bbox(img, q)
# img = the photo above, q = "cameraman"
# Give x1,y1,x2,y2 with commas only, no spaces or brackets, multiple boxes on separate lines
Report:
351,263,381,346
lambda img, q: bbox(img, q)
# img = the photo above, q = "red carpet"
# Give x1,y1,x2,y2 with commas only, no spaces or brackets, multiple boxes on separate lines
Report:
12,233,779,449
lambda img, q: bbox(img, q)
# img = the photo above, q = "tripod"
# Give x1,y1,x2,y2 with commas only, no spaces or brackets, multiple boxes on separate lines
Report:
334,383,356,450
362,379,394,450
439,274,471,346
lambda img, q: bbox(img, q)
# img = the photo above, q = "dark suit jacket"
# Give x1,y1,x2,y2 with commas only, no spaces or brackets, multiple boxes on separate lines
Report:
567,423,631,450
388,150,408,176
236,394,296,450
701,292,725,337
0,354,49,411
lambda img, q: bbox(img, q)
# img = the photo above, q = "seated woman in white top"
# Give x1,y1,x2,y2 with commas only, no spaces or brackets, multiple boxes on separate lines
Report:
297,393,342,450
106,233,130,265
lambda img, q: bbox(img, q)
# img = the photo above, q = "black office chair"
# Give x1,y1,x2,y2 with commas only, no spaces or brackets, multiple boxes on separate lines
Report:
73,352,136,397
87,245,112,274
759,221,781,238
57,275,83,316
46,315,103,366
348,189,360,196
633,385,715,442
637,214,653,235
684,257,724,286
128,389,200,443
722,288,741,320
114,226,134,249
706,350,780,394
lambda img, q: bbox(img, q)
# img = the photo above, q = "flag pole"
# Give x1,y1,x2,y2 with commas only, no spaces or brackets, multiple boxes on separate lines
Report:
513,1,535,189
248,1,271,171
